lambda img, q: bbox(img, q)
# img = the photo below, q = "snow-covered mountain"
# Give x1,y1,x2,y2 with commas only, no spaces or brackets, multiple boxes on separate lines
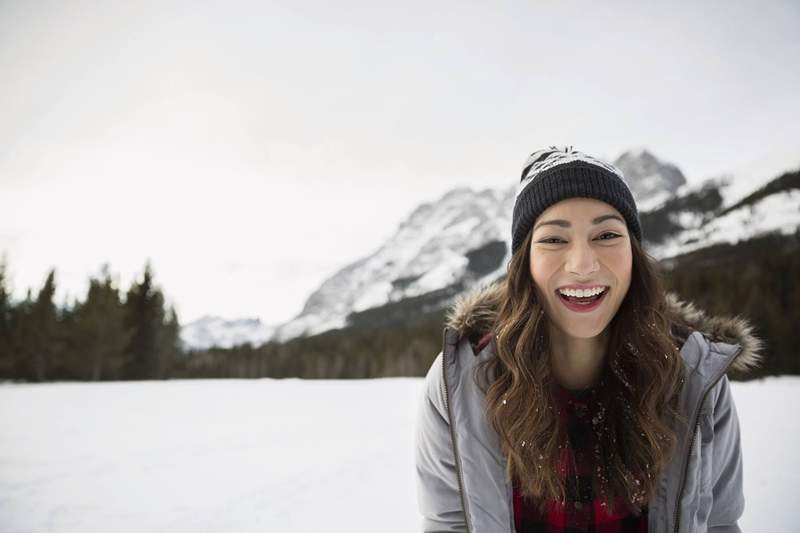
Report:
613,147,687,211
179,316,276,351
271,186,517,342
642,144,800,259
181,186,517,349
180,147,800,350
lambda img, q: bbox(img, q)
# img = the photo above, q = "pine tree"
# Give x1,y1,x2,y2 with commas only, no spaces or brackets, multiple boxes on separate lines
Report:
122,261,166,380
29,269,58,381
158,304,181,379
73,264,132,380
9,289,35,380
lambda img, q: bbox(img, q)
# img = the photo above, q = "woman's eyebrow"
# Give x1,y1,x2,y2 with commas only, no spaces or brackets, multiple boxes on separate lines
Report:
533,214,625,232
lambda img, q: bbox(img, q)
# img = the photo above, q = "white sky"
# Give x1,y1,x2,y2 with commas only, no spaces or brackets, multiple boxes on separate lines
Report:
1,0,798,325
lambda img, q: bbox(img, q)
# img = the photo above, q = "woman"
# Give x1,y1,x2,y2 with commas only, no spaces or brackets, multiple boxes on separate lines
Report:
415,146,762,532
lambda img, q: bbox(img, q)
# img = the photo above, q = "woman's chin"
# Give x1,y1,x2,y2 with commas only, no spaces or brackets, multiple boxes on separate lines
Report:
550,313,610,339
540,300,611,339
567,327,607,340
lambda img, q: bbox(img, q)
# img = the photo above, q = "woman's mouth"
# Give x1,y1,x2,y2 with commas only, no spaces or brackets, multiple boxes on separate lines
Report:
555,287,608,313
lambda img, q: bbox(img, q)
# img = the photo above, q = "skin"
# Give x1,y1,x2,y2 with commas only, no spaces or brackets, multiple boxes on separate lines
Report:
528,197,633,390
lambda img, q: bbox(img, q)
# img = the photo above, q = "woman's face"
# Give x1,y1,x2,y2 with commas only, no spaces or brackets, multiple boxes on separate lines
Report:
528,197,633,339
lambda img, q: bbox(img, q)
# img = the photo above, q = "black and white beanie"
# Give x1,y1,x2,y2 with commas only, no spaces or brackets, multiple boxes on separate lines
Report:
511,146,642,254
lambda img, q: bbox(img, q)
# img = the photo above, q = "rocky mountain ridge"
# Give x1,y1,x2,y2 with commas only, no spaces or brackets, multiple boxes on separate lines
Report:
181,147,799,350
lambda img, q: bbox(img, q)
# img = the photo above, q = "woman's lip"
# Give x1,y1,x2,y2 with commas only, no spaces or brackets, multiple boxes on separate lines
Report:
553,286,610,296
555,285,609,291
555,287,609,313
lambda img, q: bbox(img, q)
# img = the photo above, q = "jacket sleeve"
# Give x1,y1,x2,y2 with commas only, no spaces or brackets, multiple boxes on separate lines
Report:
414,351,469,532
707,374,745,532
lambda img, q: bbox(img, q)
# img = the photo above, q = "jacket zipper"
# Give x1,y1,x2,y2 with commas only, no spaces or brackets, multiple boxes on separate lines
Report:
441,327,474,533
672,344,744,533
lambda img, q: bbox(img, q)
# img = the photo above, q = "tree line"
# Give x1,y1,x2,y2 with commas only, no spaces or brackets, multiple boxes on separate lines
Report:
0,258,180,382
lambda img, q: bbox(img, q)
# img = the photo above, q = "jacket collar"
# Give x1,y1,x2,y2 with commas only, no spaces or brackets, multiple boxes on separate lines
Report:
444,279,764,375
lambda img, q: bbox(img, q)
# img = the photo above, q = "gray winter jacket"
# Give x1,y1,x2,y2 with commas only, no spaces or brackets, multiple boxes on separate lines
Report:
415,281,763,533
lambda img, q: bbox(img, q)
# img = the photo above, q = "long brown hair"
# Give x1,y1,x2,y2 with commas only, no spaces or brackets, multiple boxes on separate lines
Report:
475,224,687,515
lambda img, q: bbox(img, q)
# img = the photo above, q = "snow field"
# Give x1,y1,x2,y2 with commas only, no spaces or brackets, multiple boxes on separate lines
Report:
0,376,796,532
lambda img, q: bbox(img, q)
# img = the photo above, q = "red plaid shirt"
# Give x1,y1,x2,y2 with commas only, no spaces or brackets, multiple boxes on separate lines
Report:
473,333,648,531
512,382,648,532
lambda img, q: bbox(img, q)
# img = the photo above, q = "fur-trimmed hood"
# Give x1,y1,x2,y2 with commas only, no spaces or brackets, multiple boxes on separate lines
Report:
444,279,764,374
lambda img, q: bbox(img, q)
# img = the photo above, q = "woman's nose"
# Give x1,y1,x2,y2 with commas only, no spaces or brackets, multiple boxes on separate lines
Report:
566,241,599,276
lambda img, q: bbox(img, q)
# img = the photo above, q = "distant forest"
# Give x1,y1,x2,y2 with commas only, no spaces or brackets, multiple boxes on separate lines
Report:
0,261,180,382
0,231,797,383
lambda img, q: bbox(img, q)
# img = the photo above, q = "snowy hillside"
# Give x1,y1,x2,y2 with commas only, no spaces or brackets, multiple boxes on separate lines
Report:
642,150,800,260
181,147,799,349
270,186,516,342
646,186,800,260
179,316,276,351
709,143,800,211
0,377,796,532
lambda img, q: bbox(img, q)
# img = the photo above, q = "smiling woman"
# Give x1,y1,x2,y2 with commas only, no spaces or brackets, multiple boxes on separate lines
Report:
415,146,761,533
529,198,633,392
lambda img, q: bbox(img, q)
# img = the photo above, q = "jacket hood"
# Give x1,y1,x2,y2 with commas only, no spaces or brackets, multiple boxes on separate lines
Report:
444,279,764,374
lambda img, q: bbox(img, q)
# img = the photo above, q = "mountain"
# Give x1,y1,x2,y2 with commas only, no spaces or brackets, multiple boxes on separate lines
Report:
271,186,516,342
179,315,275,351
641,145,800,261
180,186,516,349
612,147,687,211
180,147,800,350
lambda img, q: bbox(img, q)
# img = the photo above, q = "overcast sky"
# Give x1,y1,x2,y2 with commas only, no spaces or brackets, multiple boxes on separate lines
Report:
1,0,798,325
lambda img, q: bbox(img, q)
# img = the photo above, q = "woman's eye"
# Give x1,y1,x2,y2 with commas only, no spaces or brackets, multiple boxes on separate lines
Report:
539,233,620,244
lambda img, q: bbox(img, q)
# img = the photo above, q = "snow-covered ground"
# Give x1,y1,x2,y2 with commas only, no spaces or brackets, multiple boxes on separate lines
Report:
0,376,796,532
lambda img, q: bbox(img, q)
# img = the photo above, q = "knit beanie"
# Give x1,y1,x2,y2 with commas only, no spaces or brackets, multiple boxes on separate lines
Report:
511,146,642,254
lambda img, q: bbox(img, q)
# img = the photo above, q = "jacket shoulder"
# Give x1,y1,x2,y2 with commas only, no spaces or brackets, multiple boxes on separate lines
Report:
666,292,764,376
422,350,447,419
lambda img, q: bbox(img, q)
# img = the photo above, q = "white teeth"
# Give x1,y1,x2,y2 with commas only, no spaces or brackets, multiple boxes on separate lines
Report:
558,286,606,298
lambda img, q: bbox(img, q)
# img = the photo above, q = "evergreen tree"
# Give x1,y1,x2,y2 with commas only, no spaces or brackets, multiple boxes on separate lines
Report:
53,296,80,380
122,261,166,380
29,270,58,381
158,304,181,379
73,264,131,380
9,289,36,380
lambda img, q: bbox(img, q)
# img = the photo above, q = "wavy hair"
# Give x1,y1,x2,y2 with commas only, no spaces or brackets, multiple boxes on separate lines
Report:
475,224,688,516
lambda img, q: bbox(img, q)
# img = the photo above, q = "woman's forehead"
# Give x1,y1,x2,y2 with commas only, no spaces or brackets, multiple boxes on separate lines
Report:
542,197,618,214
537,198,625,223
